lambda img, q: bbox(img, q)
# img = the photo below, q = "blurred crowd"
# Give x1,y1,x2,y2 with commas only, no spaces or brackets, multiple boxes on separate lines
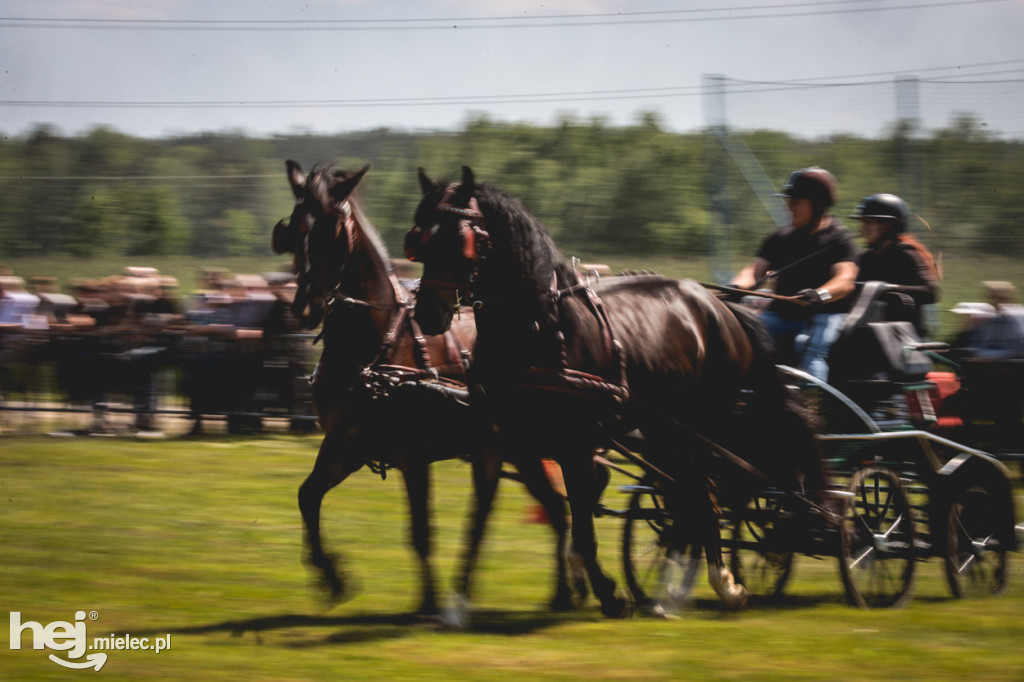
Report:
3,256,1023,442
0,265,316,436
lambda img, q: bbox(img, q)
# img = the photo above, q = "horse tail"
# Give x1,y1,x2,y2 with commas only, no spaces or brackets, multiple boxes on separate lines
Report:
723,301,827,496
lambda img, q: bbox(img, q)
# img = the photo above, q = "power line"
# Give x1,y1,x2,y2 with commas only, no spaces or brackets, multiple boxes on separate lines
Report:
3,60,1021,110
0,1,883,25
0,0,1012,31
723,60,1024,85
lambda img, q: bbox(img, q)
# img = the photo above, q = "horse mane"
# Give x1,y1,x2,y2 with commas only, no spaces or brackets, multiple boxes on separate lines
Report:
472,180,571,296
310,163,395,279
350,198,395,278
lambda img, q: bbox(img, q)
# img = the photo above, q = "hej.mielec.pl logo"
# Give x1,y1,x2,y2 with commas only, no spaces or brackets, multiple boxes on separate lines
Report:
10,610,172,672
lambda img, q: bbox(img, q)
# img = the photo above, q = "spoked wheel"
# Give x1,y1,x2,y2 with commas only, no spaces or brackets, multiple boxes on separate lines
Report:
945,483,1008,598
728,493,794,600
622,478,700,615
839,466,916,608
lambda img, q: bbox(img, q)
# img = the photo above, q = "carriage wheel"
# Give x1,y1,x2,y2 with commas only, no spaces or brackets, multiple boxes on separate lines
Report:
728,493,794,600
945,483,1008,598
621,479,700,615
838,466,916,608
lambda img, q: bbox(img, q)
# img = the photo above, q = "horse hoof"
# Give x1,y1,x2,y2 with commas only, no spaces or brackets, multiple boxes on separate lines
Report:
440,592,473,630
550,593,576,612
321,581,347,606
720,584,750,610
600,595,632,619
313,569,355,608
708,567,750,610
642,602,680,620
550,583,584,612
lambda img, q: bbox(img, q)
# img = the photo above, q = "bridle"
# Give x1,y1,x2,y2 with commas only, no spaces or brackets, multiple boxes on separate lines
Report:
405,185,491,297
291,190,460,375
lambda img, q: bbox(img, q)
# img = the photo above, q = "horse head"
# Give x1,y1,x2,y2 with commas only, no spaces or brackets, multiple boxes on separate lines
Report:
273,160,371,327
405,166,489,335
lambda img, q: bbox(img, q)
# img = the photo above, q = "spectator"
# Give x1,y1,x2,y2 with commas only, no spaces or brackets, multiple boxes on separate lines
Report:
730,166,858,380
850,193,940,336
0,276,41,327
948,283,1024,448
963,281,1024,360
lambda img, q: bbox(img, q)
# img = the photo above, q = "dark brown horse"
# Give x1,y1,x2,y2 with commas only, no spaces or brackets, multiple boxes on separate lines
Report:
406,166,826,616
272,160,579,618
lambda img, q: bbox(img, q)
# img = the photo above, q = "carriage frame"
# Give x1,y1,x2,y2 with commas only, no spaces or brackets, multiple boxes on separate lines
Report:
598,363,1016,611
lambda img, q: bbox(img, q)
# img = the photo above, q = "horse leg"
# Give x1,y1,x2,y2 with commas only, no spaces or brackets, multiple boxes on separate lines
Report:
705,537,749,609
512,455,584,611
297,431,363,603
401,460,439,617
453,447,502,600
560,450,629,618
441,447,503,629
690,472,749,610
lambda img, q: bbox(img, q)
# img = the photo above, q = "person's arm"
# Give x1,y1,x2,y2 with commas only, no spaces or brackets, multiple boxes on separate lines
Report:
797,260,857,304
819,260,858,301
730,257,771,290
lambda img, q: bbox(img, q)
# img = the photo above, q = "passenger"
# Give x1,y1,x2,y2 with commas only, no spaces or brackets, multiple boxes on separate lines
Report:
730,166,858,380
849,193,940,336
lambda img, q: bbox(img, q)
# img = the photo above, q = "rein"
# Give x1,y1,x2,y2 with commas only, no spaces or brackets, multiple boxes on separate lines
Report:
702,282,811,307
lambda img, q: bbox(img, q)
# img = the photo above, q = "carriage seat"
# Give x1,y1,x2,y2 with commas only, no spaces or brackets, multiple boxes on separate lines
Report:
828,281,941,386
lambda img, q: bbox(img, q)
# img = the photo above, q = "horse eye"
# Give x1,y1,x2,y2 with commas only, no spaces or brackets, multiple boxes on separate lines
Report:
428,223,441,237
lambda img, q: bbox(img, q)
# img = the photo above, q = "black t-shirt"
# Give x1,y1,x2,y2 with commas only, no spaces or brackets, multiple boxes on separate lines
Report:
856,238,939,335
856,240,938,303
757,216,857,320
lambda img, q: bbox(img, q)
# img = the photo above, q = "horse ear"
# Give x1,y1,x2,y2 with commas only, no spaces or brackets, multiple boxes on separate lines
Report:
330,164,371,204
460,166,476,193
286,160,305,197
417,167,436,196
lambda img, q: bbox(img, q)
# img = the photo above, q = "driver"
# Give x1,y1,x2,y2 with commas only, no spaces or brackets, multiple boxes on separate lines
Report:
730,166,857,380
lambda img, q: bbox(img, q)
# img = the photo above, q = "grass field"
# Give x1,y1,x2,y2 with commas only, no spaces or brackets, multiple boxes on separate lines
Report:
2,434,1023,681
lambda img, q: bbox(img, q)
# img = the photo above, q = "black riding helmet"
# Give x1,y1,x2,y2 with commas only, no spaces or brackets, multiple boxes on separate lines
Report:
849,193,909,234
774,166,838,209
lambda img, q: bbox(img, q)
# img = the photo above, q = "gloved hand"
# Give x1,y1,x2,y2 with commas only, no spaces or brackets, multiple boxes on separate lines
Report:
796,288,831,305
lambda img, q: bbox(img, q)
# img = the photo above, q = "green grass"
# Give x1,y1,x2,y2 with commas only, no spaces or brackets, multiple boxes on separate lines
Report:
2,435,1023,680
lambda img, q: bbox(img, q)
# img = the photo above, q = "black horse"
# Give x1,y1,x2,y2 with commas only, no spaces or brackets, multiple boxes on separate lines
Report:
272,161,579,618
406,166,826,616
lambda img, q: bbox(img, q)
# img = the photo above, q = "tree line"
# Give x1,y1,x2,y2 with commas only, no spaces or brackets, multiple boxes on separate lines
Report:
1,113,1021,262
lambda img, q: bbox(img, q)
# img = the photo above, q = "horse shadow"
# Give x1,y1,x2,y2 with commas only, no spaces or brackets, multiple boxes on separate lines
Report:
154,608,575,648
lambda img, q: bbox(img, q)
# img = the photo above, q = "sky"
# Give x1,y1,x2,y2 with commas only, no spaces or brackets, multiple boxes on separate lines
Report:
2,0,1023,140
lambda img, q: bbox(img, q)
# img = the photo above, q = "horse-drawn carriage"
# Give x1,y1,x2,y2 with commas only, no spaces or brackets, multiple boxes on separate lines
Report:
597,278,1015,612
404,165,1016,617
279,159,1015,622
604,363,1014,612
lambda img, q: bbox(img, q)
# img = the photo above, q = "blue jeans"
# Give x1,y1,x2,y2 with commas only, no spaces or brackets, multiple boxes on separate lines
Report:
760,310,845,381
